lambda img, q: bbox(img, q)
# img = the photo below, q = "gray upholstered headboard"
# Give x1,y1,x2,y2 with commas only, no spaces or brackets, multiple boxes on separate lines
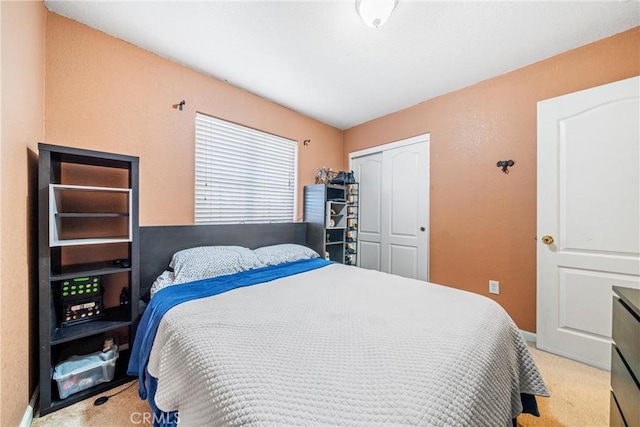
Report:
139,222,308,299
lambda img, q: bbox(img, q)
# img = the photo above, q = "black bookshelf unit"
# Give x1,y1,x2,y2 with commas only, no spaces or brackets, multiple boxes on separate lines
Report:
38,143,140,415
304,183,359,264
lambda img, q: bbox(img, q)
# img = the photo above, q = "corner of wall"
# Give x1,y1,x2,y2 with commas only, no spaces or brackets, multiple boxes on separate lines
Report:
0,0,47,425
0,0,4,419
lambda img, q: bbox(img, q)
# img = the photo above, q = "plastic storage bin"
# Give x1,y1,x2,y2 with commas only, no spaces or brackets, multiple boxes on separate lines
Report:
52,345,119,399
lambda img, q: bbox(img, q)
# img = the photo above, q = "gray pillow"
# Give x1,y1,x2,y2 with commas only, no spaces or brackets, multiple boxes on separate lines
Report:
170,246,265,285
254,244,319,266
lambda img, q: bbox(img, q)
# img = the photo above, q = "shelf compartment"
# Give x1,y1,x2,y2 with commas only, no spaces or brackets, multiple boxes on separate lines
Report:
325,228,345,244
43,349,134,416
326,201,347,229
326,244,344,263
50,184,132,247
51,261,131,281
51,307,132,345
326,185,347,202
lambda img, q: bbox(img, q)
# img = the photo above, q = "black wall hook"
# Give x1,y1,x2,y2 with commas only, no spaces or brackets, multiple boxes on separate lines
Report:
303,139,310,146
497,160,515,174
173,100,186,111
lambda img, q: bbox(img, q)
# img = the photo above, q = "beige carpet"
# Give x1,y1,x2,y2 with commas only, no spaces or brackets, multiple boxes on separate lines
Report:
32,343,610,427
518,344,610,427
31,381,149,427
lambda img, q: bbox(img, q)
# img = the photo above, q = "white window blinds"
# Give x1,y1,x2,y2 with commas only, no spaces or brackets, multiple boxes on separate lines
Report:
195,113,297,224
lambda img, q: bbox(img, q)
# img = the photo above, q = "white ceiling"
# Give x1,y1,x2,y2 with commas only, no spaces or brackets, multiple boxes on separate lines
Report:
44,0,639,130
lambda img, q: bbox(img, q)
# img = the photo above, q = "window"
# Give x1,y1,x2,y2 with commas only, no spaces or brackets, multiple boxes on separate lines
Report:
195,113,297,224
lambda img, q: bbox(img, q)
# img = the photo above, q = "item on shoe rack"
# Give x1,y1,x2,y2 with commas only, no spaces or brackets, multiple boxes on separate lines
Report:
346,171,356,184
330,171,347,184
330,170,356,185
315,167,333,184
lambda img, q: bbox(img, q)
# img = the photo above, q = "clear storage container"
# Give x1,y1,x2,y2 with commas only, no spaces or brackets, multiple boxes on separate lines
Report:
52,345,119,399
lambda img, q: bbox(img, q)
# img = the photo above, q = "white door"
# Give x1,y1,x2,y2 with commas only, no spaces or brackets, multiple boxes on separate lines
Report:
351,134,429,281
537,76,640,370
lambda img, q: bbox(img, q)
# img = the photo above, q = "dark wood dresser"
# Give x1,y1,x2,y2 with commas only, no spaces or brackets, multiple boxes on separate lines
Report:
611,286,639,427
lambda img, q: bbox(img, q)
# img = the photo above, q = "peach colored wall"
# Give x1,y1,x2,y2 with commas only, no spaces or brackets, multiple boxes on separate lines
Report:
0,1,47,425
45,13,344,226
344,27,640,332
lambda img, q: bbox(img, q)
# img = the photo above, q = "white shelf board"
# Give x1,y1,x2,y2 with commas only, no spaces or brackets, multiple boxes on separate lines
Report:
50,237,132,247
50,183,131,193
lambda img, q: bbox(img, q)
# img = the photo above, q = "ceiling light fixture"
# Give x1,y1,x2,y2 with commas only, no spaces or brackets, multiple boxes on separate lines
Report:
355,0,398,28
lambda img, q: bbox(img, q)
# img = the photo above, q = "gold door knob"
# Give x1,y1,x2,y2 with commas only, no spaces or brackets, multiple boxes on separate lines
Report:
541,235,554,245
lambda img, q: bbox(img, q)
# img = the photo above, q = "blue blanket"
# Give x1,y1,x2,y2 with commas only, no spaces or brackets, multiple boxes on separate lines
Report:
127,258,331,415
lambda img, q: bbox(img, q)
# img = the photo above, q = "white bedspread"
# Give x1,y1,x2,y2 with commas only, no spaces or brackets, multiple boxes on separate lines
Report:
147,263,549,426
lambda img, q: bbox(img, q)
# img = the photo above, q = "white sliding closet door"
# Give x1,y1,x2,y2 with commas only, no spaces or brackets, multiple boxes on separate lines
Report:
351,134,429,281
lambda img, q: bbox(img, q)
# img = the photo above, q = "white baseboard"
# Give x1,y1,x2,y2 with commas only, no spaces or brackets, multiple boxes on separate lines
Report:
19,386,39,427
520,330,537,343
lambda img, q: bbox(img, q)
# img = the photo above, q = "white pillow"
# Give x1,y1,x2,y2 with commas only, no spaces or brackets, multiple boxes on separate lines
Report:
149,270,176,298
170,246,265,284
254,244,319,266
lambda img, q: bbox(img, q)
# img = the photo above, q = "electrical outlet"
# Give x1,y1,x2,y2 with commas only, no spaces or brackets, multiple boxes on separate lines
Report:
489,280,500,295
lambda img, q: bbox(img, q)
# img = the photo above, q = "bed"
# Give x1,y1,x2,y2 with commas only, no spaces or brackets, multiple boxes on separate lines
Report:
128,222,549,427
